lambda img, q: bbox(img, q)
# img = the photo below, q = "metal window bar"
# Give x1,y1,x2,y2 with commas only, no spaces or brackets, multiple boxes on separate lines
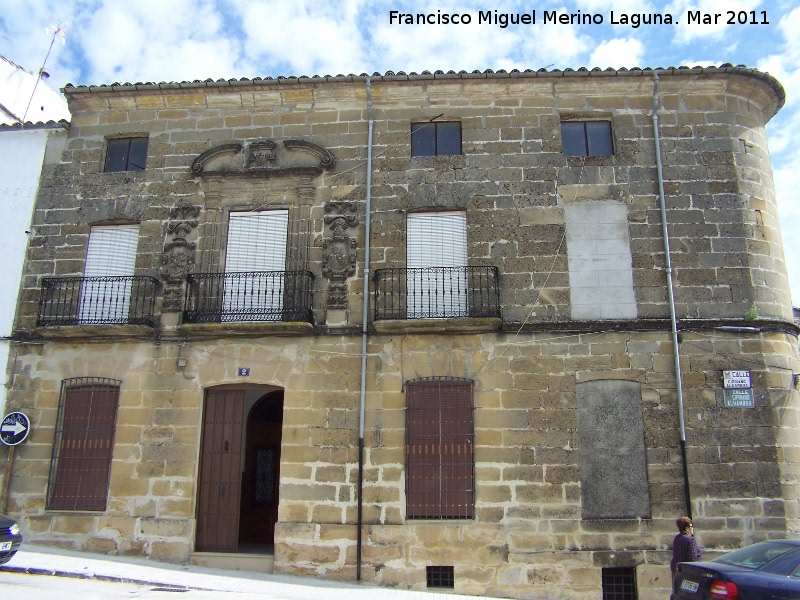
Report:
37,276,159,327
426,566,455,589
602,567,638,600
47,377,122,511
374,266,500,320
184,270,314,324
405,377,474,519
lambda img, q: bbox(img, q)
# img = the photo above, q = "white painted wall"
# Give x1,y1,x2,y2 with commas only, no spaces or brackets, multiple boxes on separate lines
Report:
0,55,69,124
0,126,67,413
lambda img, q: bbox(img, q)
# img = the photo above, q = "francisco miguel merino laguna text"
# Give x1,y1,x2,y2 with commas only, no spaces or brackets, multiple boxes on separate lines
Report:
388,9,770,28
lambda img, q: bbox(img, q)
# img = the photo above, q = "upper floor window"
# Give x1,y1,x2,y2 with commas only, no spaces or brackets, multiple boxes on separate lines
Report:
80,225,140,323
411,121,461,157
104,136,148,172
561,121,613,156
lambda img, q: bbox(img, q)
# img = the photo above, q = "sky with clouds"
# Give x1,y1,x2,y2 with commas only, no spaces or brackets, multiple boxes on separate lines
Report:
1,0,798,305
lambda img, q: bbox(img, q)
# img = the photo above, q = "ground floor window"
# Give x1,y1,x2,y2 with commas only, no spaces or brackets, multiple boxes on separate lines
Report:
47,377,121,511
602,566,638,600
405,377,474,519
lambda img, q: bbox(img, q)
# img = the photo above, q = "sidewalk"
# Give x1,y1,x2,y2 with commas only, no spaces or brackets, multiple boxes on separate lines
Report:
1,544,505,600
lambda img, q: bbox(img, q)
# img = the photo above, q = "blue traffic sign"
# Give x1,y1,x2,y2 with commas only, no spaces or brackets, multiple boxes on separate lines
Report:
0,412,30,446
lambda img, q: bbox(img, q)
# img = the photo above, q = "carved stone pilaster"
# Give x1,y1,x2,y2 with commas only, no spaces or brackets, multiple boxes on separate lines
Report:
160,203,201,312
297,177,315,205
322,202,359,310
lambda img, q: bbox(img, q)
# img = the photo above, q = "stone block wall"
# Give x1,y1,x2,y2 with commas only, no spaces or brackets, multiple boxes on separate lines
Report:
3,68,798,599
7,324,796,598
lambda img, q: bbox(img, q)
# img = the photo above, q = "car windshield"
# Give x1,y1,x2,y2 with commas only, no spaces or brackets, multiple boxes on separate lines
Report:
713,541,799,569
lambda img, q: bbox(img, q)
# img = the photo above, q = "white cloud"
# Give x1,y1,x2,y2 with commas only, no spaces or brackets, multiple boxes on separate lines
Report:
589,37,644,68
234,0,369,76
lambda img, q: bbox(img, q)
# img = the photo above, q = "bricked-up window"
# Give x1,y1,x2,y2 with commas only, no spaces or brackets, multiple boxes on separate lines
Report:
104,136,148,172
411,121,461,156
47,378,121,511
561,121,614,156
405,377,474,519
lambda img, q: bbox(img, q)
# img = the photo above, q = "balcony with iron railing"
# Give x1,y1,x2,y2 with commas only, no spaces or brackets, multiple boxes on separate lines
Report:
373,266,501,332
37,276,160,329
183,270,315,327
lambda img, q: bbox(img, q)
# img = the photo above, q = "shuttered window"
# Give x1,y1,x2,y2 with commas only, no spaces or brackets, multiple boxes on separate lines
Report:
224,210,289,315
407,211,468,318
47,378,121,511
225,210,288,273
80,225,139,323
406,377,474,519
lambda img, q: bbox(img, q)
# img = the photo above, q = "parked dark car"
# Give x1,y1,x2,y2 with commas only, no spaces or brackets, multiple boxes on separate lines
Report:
0,514,22,565
672,539,800,599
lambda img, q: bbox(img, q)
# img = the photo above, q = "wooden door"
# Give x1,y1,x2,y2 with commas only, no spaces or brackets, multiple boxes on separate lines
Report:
196,390,245,551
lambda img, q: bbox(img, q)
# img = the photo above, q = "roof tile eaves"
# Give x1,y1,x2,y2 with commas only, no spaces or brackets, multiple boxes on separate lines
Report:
60,65,785,111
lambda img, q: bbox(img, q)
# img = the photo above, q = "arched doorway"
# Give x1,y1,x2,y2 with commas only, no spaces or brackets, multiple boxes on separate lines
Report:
239,391,283,550
195,387,283,553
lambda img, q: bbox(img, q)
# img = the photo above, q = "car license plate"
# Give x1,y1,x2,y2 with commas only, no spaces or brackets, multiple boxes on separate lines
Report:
0,542,10,551
680,580,699,593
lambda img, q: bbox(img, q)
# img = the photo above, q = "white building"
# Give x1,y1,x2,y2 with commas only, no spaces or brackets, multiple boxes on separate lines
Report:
0,55,69,413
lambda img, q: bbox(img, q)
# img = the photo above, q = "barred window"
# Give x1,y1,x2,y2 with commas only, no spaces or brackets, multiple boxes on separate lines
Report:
47,378,121,511
405,377,474,519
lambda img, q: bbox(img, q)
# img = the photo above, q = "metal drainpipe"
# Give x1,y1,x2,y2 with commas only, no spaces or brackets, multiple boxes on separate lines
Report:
653,72,692,518
356,76,374,581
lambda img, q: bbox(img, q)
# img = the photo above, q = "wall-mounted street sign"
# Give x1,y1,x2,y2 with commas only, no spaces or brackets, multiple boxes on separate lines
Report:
238,368,250,376
0,412,31,446
723,370,751,389
724,388,755,408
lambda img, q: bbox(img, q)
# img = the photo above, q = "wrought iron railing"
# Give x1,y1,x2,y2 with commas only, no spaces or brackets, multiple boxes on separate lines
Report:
374,266,500,320
37,276,160,327
184,270,315,324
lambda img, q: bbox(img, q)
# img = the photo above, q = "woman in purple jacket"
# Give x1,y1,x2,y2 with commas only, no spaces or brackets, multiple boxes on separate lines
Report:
671,516,703,579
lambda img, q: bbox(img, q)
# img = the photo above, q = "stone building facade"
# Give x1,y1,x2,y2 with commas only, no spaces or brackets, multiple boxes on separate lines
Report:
3,65,799,599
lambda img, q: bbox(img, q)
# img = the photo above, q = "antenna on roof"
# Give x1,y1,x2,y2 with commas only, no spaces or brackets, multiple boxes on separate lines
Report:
21,17,72,124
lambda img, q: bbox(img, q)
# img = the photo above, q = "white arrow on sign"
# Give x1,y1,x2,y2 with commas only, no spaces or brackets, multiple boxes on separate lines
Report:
1,421,26,436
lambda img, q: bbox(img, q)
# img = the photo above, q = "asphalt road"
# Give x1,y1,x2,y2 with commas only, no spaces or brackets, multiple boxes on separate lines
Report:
0,571,291,599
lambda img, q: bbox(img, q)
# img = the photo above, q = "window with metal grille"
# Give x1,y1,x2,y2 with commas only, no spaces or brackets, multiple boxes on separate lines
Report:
561,121,614,156
405,377,474,519
104,136,148,172
411,121,461,156
602,566,638,600
426,566,455,589
47,378,121,511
